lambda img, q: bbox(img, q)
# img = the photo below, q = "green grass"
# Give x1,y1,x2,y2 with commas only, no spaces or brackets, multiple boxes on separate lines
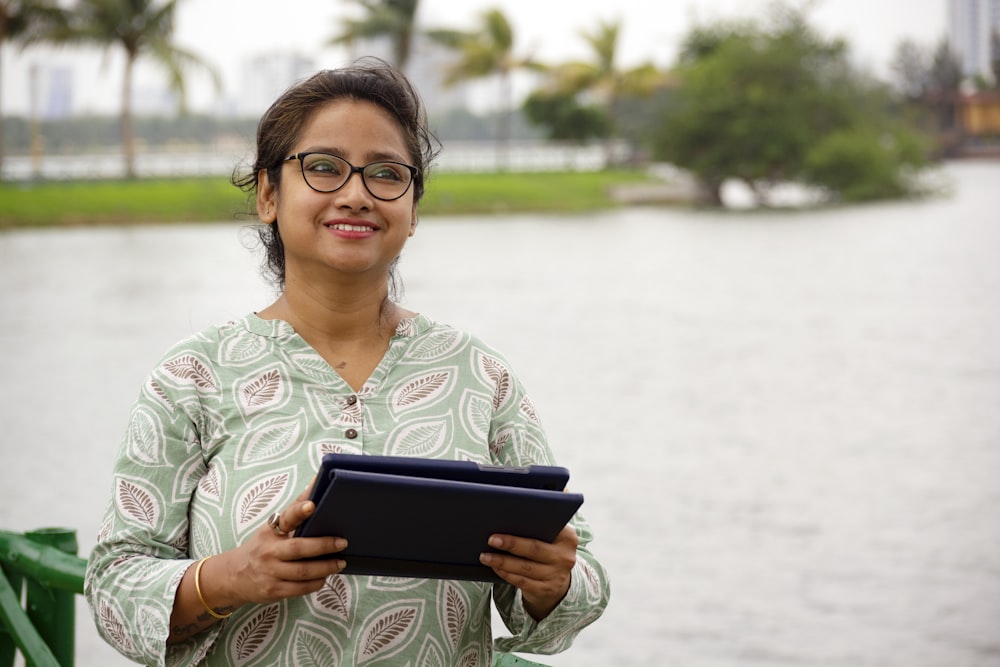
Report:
0,170,659,228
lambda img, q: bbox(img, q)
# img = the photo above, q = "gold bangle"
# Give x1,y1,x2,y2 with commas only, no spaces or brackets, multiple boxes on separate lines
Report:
194,556,233,620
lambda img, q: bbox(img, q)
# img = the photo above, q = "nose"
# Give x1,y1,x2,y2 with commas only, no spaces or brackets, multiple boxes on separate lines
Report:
334,169,373,208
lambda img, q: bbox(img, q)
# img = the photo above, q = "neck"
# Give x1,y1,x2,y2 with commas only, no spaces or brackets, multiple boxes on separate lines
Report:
260,275,398,344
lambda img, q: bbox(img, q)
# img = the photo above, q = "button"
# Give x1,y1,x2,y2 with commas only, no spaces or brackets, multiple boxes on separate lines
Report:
346,395,358,406
345,428,358,439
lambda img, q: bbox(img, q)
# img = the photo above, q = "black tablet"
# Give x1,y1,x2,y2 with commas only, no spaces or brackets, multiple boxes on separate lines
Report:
296,454,583,582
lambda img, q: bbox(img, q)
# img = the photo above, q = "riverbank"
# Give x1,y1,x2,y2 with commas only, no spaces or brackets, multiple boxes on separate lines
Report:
0,169,671,227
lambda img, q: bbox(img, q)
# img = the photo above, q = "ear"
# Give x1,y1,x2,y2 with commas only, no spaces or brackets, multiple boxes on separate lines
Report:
257,170,278,223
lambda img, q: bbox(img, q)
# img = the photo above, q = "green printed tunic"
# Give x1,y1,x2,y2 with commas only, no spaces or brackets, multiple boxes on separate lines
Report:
85,313,610,666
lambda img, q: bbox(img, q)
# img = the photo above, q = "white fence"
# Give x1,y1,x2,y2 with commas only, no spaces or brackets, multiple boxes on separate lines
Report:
2,141,632,181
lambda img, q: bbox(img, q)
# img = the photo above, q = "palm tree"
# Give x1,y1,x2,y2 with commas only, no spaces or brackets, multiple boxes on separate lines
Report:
330,0,420,70
0,0,68,179
67,0,220,178
546,19,661,166
427,7,542,170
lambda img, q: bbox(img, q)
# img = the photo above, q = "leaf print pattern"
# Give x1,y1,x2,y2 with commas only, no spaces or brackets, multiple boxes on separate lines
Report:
288,623,342,667
231,603,281,666
190,506,222,558
460,390,492,444
235,471,291,534
477,353,512,412
99,599,136,658
163,354,217,390
390,368,455,416
126,406,163,466
222,329,267,365
442,582,469,652
170,452,206,504
489,428,513,459
310,575,353,624
143,378,174,412
458,648,481,667
115,477,160,528
291,352,337,382
357,600,424,663
197,463,223,504
136,604,166,658
387,414,451,458
406,329,467,362
519,395,541,425
415,635,447,667
234,414,302,468
239,369,284,412
303,385,355,428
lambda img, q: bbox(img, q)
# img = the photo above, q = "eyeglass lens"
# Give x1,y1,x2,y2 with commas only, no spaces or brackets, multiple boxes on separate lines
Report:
300,153,412,200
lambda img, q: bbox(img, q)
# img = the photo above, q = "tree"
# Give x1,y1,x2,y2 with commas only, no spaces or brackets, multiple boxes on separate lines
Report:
890,39,932,101
330,0,420,70
654,6,931,206
427,7,541,169
522,89,607,142
0,0,68,179
539,19,661,165
65,0,219,178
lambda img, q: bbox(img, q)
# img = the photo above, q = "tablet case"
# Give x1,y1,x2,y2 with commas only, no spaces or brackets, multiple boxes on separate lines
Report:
296,454,584,582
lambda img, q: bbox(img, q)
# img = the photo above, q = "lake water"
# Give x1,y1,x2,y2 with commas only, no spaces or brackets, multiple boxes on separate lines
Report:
1,160,999,666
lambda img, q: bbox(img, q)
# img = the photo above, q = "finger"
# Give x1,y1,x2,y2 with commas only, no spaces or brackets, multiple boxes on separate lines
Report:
283,535,350,562
296,476,317,501
273,543,348,579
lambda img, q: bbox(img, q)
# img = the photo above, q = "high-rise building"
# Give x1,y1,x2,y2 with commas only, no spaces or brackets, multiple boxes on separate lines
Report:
949,0,1000,82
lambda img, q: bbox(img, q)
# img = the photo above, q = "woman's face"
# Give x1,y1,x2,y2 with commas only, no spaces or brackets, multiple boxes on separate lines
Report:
258,99,417,291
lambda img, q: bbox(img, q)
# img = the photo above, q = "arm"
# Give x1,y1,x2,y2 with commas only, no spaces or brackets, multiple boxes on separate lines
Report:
85,347,349,665
166,495,347,644
476,347,611,653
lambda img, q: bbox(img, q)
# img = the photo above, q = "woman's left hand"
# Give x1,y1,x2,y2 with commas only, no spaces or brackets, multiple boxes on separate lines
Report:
479,524,578,621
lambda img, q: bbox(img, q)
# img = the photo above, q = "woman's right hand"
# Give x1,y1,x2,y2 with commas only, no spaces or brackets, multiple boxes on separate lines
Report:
220,483,349,608
168,483,348,643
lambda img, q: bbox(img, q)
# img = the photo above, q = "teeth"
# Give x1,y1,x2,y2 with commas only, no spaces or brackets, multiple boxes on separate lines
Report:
329,223,373,232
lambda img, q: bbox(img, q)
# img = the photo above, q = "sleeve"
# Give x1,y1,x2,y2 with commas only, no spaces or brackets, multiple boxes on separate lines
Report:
480,347,612,655
84,345,226,667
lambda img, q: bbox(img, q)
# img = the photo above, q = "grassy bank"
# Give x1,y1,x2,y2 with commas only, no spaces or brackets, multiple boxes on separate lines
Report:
0,170,659,227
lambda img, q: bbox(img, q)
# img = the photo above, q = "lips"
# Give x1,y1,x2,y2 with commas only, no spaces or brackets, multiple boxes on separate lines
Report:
326,222,377,232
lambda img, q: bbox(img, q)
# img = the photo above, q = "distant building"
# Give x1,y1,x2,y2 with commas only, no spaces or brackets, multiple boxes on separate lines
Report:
239,53,317,117
949,0,1000,82
28,63,73,120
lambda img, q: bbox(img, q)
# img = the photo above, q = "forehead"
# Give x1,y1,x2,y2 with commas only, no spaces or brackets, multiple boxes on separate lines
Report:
295,99,409,159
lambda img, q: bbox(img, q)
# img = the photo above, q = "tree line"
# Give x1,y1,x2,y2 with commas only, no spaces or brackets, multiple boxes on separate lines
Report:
1,0,994,205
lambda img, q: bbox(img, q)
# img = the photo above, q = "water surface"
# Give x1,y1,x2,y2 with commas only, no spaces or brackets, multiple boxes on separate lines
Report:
1,160,998,666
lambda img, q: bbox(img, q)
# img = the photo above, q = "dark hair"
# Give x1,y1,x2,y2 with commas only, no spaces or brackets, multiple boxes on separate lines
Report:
233,58,441,292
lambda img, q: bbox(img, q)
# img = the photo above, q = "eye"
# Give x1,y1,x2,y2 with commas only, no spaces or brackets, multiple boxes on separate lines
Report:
304,154,344,175
366,162,407,182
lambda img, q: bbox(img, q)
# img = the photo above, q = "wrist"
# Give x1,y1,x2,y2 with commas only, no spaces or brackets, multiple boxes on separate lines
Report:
195,554,239,618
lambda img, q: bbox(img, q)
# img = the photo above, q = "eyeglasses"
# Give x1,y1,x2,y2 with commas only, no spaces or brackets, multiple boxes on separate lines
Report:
282,152,417,201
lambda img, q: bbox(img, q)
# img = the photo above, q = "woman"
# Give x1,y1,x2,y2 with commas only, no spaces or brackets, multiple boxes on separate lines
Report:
85,60,610,666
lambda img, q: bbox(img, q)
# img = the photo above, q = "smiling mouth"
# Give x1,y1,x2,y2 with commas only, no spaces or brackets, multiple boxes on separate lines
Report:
326,223,376,232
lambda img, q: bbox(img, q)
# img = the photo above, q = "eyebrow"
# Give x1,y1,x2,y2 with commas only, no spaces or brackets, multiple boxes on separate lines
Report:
299,146,411,164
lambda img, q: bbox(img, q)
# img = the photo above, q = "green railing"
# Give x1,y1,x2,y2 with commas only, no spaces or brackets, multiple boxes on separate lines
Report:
0,528,83,667
0,528,547,667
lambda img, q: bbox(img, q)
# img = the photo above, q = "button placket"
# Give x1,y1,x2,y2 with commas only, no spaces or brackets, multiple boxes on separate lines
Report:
342,394,362,442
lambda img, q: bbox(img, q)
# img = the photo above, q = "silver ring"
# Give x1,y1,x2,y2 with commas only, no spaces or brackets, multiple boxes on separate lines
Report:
267,511,288,537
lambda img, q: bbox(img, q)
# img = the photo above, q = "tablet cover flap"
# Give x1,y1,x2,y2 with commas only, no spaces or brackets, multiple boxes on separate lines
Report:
299,468,584,581
307,454,570,509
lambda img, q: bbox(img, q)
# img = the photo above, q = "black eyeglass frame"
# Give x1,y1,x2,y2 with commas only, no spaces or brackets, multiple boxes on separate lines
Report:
282,152,418,201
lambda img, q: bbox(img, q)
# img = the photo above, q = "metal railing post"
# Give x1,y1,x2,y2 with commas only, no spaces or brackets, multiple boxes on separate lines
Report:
0,565,23,667
24,529,77,667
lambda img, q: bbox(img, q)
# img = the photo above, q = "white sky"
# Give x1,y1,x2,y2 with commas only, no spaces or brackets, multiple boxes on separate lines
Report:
1,0,948,116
